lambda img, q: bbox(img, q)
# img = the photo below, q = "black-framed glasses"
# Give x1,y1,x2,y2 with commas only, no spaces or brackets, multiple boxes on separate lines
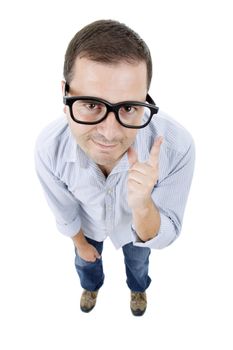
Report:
63,83,159,129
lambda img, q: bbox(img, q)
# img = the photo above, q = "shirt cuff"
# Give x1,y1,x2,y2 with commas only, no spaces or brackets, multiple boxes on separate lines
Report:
131,212,179,249
56,216,81,237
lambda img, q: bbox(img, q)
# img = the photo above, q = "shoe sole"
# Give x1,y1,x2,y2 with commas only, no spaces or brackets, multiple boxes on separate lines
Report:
80,305,95,313
131,308,146,316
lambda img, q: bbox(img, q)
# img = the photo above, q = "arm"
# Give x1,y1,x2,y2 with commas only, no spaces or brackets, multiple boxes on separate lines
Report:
34,145,81,237
72,229,101,262
127,136,163,242
128,137,195,248
131,198,161,242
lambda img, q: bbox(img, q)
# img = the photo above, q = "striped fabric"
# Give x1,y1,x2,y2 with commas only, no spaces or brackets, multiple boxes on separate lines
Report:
34,110,195,249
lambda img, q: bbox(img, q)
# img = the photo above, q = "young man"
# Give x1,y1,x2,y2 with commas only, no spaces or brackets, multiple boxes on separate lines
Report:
34,20,195,316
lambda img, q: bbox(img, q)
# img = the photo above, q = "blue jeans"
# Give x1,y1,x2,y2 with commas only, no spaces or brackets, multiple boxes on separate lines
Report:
74,236,151,292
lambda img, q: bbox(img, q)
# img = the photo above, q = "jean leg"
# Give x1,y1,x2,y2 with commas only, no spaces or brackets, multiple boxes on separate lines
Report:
74,236,104,291
122,242,151,292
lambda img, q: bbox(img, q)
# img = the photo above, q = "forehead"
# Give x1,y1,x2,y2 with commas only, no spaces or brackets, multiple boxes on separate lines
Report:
69,57,148,102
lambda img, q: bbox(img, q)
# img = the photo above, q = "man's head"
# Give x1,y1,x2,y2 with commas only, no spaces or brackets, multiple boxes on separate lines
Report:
62,20,154,174
63,19,152,90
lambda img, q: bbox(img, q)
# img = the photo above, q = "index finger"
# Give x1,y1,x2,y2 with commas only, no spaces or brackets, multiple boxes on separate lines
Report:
148,136,163,166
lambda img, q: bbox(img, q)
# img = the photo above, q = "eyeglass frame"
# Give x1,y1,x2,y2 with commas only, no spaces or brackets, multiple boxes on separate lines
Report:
63,82,159,129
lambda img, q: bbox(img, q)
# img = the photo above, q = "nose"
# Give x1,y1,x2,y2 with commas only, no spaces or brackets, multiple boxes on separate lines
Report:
96,112,122,141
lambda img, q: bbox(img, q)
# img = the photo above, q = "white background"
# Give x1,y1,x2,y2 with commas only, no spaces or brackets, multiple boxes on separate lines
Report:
0,0,232,349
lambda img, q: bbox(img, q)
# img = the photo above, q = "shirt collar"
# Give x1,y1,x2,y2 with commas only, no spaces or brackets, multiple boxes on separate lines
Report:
65,129,79,162
65,130,90,168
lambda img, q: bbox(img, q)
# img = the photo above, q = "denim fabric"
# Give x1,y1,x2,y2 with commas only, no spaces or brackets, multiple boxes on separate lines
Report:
122,242,151,292
74,237,104,291
74,237,151,292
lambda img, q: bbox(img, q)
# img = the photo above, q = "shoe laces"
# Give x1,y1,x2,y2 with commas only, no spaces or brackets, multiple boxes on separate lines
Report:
84,290,97,301
131,292,146,305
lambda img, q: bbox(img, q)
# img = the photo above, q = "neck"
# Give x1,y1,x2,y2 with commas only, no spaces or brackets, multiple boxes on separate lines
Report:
98,164,113,177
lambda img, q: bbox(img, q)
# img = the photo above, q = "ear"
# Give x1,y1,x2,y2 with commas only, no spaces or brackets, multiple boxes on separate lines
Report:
61,80,66,95
61,80,67,114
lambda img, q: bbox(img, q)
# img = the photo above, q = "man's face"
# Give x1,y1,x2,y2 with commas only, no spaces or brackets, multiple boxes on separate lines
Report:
63,57,148,173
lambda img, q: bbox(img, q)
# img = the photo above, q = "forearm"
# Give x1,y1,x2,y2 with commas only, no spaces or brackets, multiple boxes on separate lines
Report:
132,198,161,242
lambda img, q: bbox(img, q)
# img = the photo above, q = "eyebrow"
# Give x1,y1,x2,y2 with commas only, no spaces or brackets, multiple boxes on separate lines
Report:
67,93,147,104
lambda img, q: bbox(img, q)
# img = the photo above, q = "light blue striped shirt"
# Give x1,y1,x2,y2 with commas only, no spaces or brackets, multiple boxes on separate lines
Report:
34,111,195,249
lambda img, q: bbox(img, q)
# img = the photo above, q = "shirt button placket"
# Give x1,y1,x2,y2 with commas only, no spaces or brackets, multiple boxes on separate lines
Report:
105,186,114,235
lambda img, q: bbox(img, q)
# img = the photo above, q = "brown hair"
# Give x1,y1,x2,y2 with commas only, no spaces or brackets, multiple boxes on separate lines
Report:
63,19,152,90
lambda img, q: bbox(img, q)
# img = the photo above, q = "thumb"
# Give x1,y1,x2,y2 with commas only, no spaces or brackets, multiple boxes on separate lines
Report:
95,249,101,259
127,146,138,168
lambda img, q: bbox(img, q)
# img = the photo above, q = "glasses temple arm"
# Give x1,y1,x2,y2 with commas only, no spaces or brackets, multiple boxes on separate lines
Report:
146,93,156,105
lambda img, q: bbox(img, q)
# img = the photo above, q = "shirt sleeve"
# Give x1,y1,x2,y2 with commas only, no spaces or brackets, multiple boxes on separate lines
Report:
34,146,81,237
132,139,195,249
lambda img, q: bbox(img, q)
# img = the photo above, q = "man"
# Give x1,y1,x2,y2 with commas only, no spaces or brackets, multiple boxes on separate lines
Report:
34,19,195,316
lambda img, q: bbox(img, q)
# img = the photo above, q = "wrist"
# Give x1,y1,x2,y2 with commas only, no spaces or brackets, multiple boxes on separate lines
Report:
72,230,88,249
131,198,153,217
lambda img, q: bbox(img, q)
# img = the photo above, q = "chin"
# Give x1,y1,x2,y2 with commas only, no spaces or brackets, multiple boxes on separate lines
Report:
91,152,118,166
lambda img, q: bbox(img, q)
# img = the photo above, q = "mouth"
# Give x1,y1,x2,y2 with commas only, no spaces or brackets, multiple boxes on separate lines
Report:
91,139,118,150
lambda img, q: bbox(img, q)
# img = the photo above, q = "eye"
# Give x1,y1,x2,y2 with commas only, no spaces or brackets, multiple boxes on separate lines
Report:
85,103,100,110
122,105,137,114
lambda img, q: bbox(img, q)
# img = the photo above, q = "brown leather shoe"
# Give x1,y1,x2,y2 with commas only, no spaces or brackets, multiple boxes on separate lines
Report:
80,290,99,313
130,291,147,316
